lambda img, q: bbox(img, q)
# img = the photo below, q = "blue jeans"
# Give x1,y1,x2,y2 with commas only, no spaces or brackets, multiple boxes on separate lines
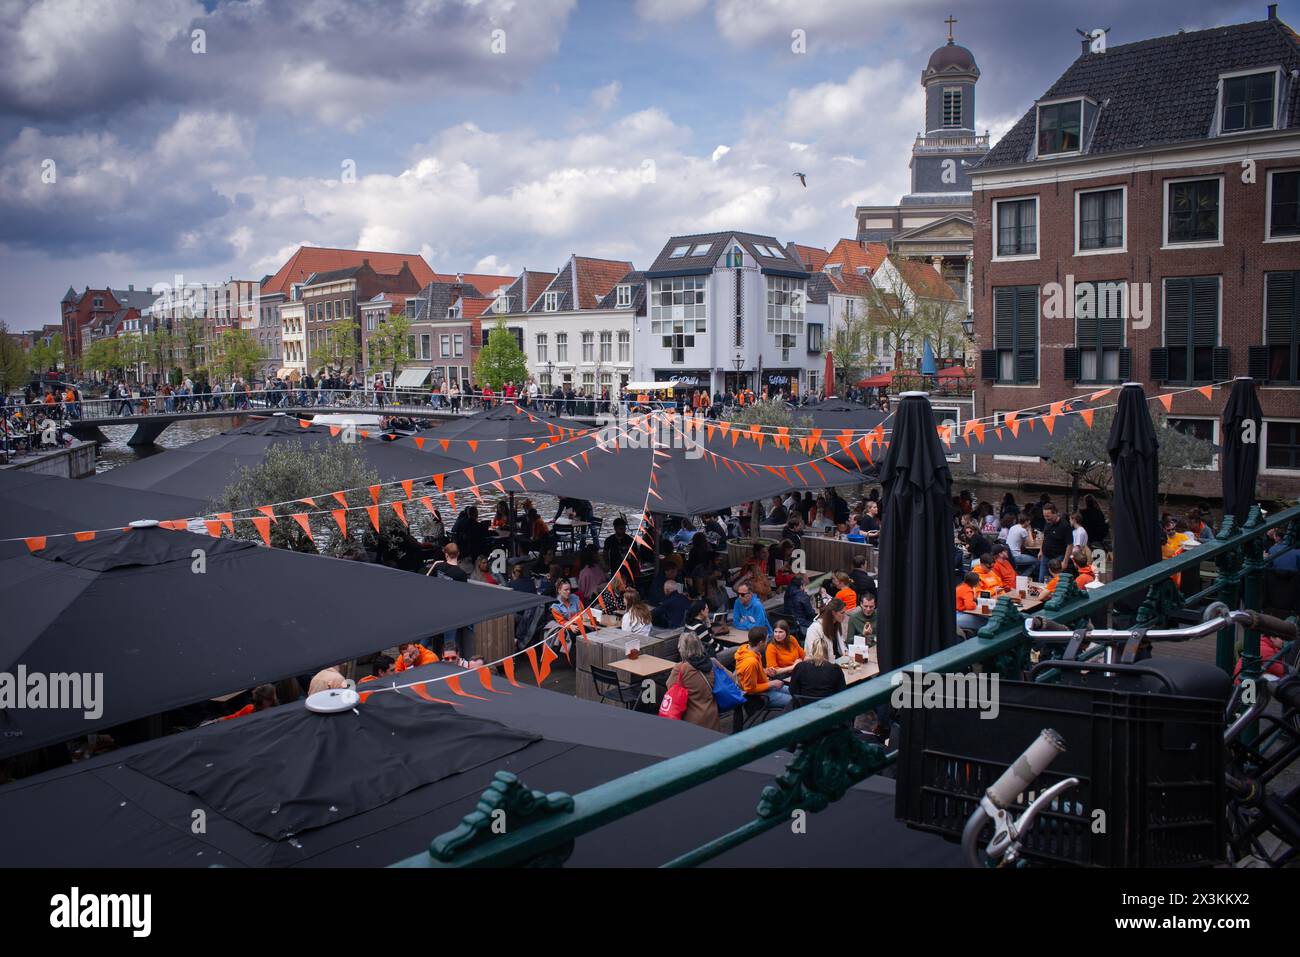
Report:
1010,552,1036,576
957,612,989,633
765,688,793,710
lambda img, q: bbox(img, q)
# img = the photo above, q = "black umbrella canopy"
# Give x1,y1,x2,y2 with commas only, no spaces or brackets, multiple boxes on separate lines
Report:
1107,383,1162,587
0,470,206,558
0,525,545,760
874,393,956,674
799,399,890,432
0,661,963,867
89,414,448,502
1221,377,1263,526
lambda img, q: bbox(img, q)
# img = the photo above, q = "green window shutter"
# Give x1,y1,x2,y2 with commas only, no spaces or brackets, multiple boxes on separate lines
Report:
1212,347,1231,382
993,287,1015,347
1117,347,1132,380
1063,347,1081,380
1150,347,1170,382
1247,345,1270,380
980,349,998,381
1191,276,1219,348
1264,271,1296,344
1164,278,1190,347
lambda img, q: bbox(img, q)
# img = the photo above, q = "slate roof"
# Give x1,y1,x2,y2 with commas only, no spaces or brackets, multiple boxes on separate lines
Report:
789,243,830,270
494,270,556,315
646,231,806,275
979,16,1300,170
108,287,155,312
805,272,834,305
595,270,647,312
405,281,486,323
528,256,634,313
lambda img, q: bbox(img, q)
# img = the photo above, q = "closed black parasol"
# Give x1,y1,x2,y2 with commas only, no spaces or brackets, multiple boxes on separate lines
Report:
1220,377,1263,526
875,392,955,673
1107,383,1162,592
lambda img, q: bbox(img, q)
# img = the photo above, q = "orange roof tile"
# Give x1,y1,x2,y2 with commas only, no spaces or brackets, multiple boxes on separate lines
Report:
460,298,493,320
889,255,959,300
823,238,887,277
789,243,830,271
262,246,438,296
573,257,634,310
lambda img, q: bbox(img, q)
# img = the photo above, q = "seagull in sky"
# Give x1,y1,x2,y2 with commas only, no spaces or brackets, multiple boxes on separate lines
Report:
792,172,807,187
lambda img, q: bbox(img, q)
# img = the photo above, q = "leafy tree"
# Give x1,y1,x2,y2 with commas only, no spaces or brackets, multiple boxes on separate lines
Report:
180,316,205,373
367,310,412,380
827,306,869,396
0,323,29,394
27,333,64,376
474,317,528,389
212,327,264,382
82,336,124,379
1157,416,1217,501
310,316,360,377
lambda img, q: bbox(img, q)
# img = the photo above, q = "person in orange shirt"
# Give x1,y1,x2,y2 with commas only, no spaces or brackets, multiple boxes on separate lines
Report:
393,642,437,672
955,572,988,634
1042,558,1065,596
990,544,1018,591
975,554,1003,595
832,572,857,610
358,654,395,683
220,684,277,720
764,620,805,677
734,626,791,709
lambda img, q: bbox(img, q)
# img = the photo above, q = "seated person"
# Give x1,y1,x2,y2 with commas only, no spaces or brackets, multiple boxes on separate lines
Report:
221,683,278,720
621,592,654,636
651,579,691,629
359,654,395,683
782,574,816,633
789,634,846,706
507,562,537,593
603,517,634,569
308,666,348,694
989,544,1018,592
955,571,989,634
440,643,468,668
846,590,876,643
731,584,771,636
764,620,805,678
1042,558,1065,596
975,554,1004,595
849,555,877,599
551,579,599,640
393,642,437,672
670,519,697,550
767,496,788,526
428,542,468,582
733,626,791,710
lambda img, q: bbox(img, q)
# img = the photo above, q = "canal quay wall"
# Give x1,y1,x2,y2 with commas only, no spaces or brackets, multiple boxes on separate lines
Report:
0,440,96,478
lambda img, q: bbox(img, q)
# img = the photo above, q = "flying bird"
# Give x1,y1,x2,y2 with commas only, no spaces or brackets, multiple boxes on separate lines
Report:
792,172,807,187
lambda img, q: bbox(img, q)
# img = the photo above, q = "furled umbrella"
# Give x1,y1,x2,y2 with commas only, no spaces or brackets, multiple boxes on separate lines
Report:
1220,376,1263,527
874,392,956,674
1106,383,1162,604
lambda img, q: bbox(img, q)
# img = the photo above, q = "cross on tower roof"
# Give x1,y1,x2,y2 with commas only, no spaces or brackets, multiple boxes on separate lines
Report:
945,14,957,43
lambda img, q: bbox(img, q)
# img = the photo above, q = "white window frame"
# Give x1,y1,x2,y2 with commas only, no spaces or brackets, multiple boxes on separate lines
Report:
581,331,594,363
1264,167,1300,244
617,330,630,363
420,334,431,360
1166,415,1221,470
1074,184,1127,256
453,334,464,358
1034,96,1088,159
536,333,547,363
1215,67,1282,137
543,291,559,312
1162,175,1224,250
669,244,691,258
991,196,1040,262
689,243,712,256
616,284,632,308
1261,418,1300,476
439,335,450,358
934,406,963,464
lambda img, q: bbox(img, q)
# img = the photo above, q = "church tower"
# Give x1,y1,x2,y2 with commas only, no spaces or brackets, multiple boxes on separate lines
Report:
910,17,987,196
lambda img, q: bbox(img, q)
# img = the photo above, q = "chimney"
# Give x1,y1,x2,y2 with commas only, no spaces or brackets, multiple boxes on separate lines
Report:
362,258,369,267
1268,4,1277,19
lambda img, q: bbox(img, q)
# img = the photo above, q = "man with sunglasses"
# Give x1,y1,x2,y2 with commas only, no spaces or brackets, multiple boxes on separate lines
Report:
731,584,771,636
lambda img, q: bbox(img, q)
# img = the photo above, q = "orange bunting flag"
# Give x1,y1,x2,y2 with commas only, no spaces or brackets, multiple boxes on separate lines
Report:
298,419,312,428
391,501,407,526
74,531,96,542
511,455,523,472
501,656,522,688
432,474,445,492
410,683,458,707
1080,408,1095,428
25,536,46,552
413,436,425,450
467,440,478,453
463,467,476,487
491,481,506,494
160,520,189,531
331,509,347,535
1197,385,1214,400
549,462,562,476
419,496,436,517
298,497,317,508
204,520,222,538
331,491,348,508
400,479,413,499
359,431,369,440
1157,393,1173,412
218,512,234,534
252,516,272,546
791,465,807,484
366,505,380,531
807,461,826,483
439,439,450,451
444,674,487,701
1089,388,1114,402
446,490,457,511
290,512,313,540
257,505,276,521
329,426,341,438
1005,412,1020,438
368,484,382,505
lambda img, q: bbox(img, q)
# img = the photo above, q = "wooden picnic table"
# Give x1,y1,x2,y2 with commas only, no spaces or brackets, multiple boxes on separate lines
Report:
609,654,675,680
574,624,682,702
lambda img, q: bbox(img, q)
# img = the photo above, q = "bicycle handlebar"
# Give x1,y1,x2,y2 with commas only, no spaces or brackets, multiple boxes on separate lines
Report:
1025,609,1298,644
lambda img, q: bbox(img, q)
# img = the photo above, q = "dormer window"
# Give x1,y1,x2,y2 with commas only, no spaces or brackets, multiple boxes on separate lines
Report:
1036,99,1082,156
1221,70,1277,133
669,244,691,258
494,295,510,314
726,245,744,268
543,291,559,312
616,284,632,308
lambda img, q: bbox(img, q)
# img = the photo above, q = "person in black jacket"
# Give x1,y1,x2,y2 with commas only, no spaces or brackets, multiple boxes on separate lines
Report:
652,580,691,628
1039,502,1073,582
1079,494,1109,546
782,574,816,635
789,631,847,706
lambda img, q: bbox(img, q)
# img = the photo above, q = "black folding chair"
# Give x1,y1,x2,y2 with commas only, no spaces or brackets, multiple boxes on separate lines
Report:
590,665,644,710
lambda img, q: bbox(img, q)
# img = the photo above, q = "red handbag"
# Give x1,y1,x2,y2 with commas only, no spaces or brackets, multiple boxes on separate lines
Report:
659,672,688,720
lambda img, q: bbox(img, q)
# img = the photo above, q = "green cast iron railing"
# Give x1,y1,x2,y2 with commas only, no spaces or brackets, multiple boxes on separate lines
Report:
393,503,1300,868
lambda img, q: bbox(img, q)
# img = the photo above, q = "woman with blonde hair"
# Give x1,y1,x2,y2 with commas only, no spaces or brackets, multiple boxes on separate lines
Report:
789,630,846,705
621,590,653,636
665,632,729,731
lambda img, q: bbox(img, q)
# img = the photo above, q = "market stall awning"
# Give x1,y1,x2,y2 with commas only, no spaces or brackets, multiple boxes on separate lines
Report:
394,367,431,389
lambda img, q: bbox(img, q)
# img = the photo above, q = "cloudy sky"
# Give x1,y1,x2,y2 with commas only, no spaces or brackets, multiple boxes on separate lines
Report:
1,0,1290,329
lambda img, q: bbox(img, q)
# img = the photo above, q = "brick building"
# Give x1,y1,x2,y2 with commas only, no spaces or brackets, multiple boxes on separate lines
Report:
59,285,153,369
970,10,1300,499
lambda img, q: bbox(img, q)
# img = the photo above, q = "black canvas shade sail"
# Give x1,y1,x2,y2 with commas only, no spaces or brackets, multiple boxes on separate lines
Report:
89,415,457,503
1221,377,1263,526
1107,383,1162,593
874,392,956,674
0,661,963,868
0,470,206,558
0,525,545,760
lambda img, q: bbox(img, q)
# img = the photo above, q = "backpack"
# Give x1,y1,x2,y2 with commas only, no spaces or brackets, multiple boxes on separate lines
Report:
711,664,746,711
659,675,688,720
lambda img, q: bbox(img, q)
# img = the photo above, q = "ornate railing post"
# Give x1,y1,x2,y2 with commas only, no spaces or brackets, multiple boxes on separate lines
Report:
426,771,575,867
1212,515,1243,673
977,596,1028,677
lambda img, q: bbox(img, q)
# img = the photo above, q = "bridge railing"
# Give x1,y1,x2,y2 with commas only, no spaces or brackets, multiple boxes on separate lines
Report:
391,502,1300,868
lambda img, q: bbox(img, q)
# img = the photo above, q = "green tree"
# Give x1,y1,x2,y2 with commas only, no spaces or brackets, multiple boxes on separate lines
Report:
1157,416,1217,501
827,306,870,396
474,317,528,389
27,333,64,376
310,316,360,377
1044,407,1116,509
0,323,29,394
367,310,412,380
212,327,264,382
82,336,124,379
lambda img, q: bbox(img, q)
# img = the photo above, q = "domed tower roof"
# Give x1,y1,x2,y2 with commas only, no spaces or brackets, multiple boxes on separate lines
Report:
923,39,979,82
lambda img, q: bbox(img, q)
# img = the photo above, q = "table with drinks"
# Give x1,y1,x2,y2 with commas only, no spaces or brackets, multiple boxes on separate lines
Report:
575,618,682,702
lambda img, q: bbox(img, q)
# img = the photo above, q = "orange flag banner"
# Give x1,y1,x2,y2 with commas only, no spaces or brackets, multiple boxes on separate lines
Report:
159,520,189,531
1197,385,1214,400
477,666,509,695
391,500,407,526
512,455,523,472
488,460,503,479
410,683,458,707
463,467,476,487
298,497,317,507
432,474,445,492
218,512,234,533
331,509,347,535
24,536,46,552
329,426,341,437
204,520,222,538
1157,393,1174,412
74,531,96,542
331,491,348,507
290,512,314,540
807,461,826,483
369,485,382,505
444,674,488,701
419,496,436,516
446,490,457,511
366,505,380,531
1080,408,1095,428
413,436,425,450
467,440,478,453
439,439,450,451
252,516,272,545
400,479,413,499
257,505,276,521
500,656,522,688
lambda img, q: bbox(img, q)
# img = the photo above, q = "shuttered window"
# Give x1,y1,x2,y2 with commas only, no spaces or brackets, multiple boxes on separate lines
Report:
1065,281,1129,383
1161,276,1220,384
989,285,1038,384
1251,271,1300,384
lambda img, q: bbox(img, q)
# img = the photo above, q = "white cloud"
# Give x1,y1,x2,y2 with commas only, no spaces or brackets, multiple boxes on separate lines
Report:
635,0,710,23
591,81,622,112
711,144,731,163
